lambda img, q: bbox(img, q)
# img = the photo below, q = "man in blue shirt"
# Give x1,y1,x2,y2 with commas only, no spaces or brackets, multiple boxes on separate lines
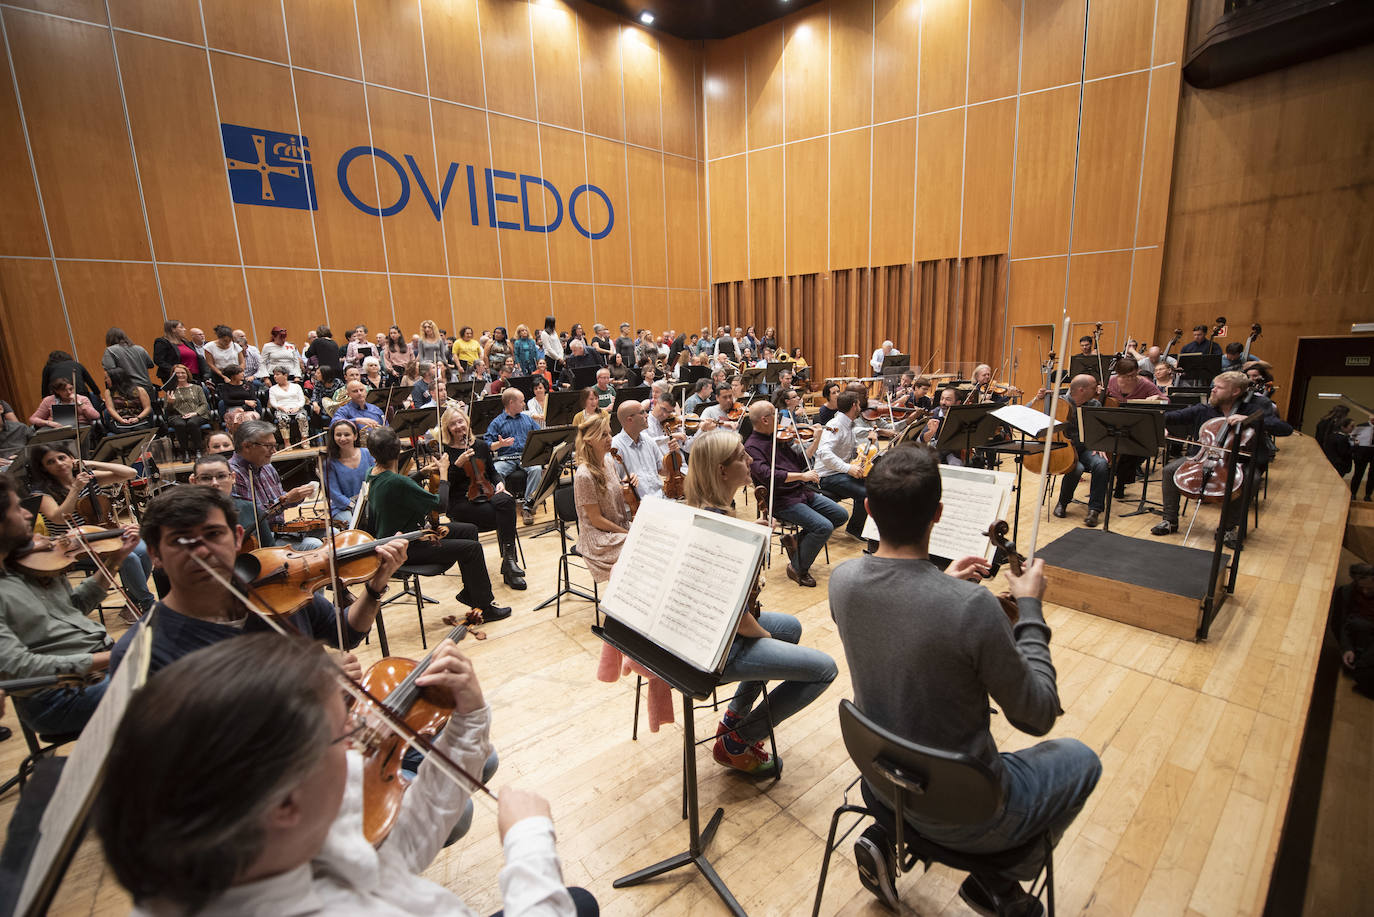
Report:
332,380,385,429
485,388,544,525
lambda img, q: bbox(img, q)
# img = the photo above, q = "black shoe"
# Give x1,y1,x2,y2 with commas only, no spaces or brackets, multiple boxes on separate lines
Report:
1113,488,1126,500
500,552,526,589
1052,504,1067,518
500,549,525,578
1150,520,1178,536
503,568,527,590
1223,527,1241,549
958,874,1043,917
0,725,11,742
1084,510,1100,527
480,603,512,622
854,825,899,911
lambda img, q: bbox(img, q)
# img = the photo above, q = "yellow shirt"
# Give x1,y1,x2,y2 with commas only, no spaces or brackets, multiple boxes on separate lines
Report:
452,338,482,365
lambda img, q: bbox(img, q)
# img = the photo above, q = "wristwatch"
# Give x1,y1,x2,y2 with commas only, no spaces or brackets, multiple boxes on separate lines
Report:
364,582,388,601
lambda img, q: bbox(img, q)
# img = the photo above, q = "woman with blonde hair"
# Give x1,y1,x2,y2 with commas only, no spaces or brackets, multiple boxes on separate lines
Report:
438,405,525,588
572,413,632,582
681,429,837,778
512,323,539,375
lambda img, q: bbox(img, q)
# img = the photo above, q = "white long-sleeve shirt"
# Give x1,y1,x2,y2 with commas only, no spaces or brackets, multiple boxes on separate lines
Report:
814,411,858,477
132,706,574,917
611,429,666,500
269,382,307,414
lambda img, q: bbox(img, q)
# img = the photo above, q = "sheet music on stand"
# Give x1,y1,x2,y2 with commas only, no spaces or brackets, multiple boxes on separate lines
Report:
15,622,154,917
599,499,767,674
861,464,1013,562
990,403,1062,438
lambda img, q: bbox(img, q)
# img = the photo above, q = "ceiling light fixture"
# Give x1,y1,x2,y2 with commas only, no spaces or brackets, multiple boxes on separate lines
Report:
639,10,654,24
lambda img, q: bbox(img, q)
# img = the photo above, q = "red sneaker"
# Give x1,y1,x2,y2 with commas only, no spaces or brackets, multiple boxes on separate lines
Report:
712,733,780,777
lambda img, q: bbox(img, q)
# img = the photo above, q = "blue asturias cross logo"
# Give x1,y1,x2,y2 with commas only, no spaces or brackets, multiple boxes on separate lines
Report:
221,123,317,211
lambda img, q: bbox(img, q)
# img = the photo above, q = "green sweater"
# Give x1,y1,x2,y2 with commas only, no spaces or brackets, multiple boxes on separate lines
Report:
0,570,111,679
367,469,444,536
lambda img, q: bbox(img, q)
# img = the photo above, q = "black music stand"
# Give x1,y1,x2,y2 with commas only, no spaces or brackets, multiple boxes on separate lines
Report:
1069,353,1118,382
609,385,650,434
1079,406,1164,533
934,403,1001,465
28,425,89,457
1177,353,1221,387
1113,401,1172,519
681,365,711,387
445,379,479,403
389,408,436,445
985,407,1068,544
504,374,537,399
91,428,154,466
365,386,407,409
530,440,595,607
469,396,505,436
570,364,601,390
764,361,791,386
592,616,752,917
879,353,910,392
546,390,583,427
1165,385,1210,407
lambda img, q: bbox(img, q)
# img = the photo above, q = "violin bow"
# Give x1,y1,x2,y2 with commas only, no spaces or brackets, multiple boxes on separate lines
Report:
315,449,347,652
66,519,147,625
184,550,496,801
1027,315,1072,563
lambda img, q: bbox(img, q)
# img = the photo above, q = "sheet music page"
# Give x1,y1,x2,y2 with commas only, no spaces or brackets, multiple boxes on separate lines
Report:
861,465,1012,562
598,498,683,635
17,623,153,917
991,403,1060,436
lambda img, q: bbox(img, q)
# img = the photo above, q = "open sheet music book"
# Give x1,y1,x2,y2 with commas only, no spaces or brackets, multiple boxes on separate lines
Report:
862,464,1013,561
599,498,768,674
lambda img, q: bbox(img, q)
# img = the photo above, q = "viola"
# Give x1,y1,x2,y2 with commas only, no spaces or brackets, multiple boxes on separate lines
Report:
357,620,467,846
609,447,640,517
11,526,125,575
983,520,1023,625
1172,414,1256,503
855,441,879,478
233,529,440,619
661,448,685,500
465,449,496,503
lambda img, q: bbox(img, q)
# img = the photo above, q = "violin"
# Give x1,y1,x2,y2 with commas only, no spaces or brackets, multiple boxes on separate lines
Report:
609,447,640,517
982,520,1023,625
10,526,126,575
726,404,744,422
1172,414,1256,503
661,447,685,500
233,529,440,618
855,441,879,478
449,439,495,503
357,620,468,846
776,425,817,443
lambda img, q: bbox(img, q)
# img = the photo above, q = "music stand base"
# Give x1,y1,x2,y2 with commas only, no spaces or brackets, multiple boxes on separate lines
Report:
532,585,598,612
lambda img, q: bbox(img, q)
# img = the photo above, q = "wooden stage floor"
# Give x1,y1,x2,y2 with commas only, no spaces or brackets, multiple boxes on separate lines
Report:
4,432,1364,916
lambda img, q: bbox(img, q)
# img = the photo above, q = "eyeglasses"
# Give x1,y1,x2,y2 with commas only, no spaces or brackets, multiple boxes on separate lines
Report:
249,440,277,450
194,472,233,483
330,720,368,747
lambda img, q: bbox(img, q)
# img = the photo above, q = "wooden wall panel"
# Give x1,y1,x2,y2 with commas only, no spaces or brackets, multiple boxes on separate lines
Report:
1072,73,1148,253
365,86,449,276
477,0,536,120
636,287,670,339
1067,251,1133,350
1128,247,1164,343
5,10,149,261
870,119,916,267
200,0,287,63
913,109,963,261
829,128,871,269
744,23,785,150
664,155,702,290
355,0,427,95
56,261,156,375
209,52,316,268
746,147,783,279
968,0,1021,104
421,0,484,108
548,283,594,340
1010,85,1078,259
784,5,830,141
668,288,701,335
784,138,827,275
540,125,595,285
449,276,506,337
918,0,968,114
282,0,361,80
830,0,873,134
1007,256,1067,328
0,40,50,258
322,271,392,334
594,284,632,335
502,279,551,331
294,71,387,273
627,146,668,286
1136,66,1182,247
1020,0,1084,94
6,0,104,24
621,27,662,150
584,136,632,285
1085,0,1155,81
390,274,451,341
116,33,239,266
487,114,551,281
704,34,746,159
156,264,250,334
243,269,325,345
962,98,1015,257
659,36,699,158
107,0,203,44
0,260,68,408
873,0,920,123
530,0,584,132
708,155,747,280
430,102,501,278
578,4,626,142
1155,0,1189,64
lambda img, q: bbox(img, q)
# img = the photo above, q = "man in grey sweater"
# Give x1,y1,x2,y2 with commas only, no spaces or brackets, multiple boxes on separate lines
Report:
830,445,1100,917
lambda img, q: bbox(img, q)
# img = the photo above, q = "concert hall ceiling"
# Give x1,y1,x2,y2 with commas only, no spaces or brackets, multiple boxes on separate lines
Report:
584,0,825,40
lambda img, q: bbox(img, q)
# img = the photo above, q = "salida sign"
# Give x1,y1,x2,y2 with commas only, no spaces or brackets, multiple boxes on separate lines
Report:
220,123,614,240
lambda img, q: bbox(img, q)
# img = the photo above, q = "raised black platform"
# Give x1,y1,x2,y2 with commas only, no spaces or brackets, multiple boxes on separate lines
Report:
1037,529,1229,640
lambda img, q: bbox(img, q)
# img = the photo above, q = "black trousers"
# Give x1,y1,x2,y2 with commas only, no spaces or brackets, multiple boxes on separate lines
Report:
403,521,493,607
166,415,204,454
448,491,518,551
1352,446,1374,497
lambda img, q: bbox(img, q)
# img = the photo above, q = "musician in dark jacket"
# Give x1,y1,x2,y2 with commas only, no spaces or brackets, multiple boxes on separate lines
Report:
1151,371,1292,537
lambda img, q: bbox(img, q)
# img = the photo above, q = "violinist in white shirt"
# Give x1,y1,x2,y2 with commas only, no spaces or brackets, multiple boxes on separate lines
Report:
813,391,871,541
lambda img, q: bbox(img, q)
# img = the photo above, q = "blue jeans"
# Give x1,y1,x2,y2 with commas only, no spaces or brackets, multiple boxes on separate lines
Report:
869,738,1101,881
819,473,868,537
120,540,154,611
402,748,500,844
14,676,109,735
1057,451,1110,512
720,612,837,745
495,459,541,503
774,492,848,575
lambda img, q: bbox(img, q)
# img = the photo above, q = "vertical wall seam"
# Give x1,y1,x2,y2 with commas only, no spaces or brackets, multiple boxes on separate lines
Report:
348,0,398,327
526,2,554,319
414,0,461,341
1123,0,1163,346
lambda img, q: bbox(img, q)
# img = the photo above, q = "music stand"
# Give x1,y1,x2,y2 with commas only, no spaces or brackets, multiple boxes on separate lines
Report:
1164,385,1210,407
1176,353,1221,386
934,403,1002,463
879,353,910,392
570,364,601,390
593,616,756,917
764,361,792,386
469,396,505,436
445,379,479,403
389,408,436,445
608,385,650,434
28,425,88,456
546,390,583,427
1069,354,1117,382
680,365,711,387
1079,406,1164,533
1113,401,1172,519
365,386,406,408
91,428,154,466
504,374,537,399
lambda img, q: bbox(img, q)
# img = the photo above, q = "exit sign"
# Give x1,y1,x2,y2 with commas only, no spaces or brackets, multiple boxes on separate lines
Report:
1347,356,1371,366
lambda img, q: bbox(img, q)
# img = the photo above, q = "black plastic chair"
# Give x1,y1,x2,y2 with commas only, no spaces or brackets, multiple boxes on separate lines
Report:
379,562,448,652
547,483,598,618
0,720,79,797
812,699,1055,916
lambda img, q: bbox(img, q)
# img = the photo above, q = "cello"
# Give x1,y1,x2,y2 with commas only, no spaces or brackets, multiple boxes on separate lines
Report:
1172,414,1257,504
1023,353,1076,477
